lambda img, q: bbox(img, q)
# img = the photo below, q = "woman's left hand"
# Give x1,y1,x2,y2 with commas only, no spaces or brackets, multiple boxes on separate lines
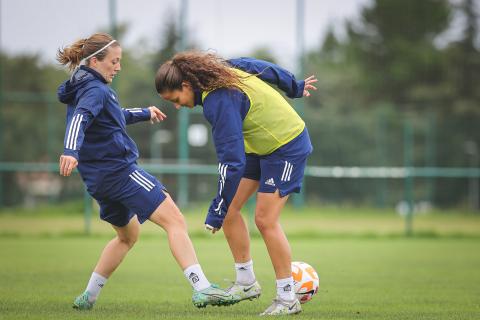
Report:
303,75,318,97
149,106,167,124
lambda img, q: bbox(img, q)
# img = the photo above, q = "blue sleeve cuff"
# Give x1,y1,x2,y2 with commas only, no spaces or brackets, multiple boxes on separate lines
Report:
124,108,151,124
140,108,151,121
63,149,79,160
205,213,225,229
287,80,305,99
205,198,228,229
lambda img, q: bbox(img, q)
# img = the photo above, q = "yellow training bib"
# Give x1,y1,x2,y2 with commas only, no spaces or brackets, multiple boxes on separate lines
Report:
203,68,304,155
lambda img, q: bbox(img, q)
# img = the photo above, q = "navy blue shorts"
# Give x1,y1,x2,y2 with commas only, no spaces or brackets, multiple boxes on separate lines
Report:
91,165,167,227
243,128,313,197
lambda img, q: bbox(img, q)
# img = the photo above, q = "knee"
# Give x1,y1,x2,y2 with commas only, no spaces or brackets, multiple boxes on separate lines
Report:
224,206,242,225
228,205,242,217
254,209,272,233
118,233,138,249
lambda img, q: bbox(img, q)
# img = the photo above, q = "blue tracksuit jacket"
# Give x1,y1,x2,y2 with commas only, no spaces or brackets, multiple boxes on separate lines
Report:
201,58,307,228
58,66,151,195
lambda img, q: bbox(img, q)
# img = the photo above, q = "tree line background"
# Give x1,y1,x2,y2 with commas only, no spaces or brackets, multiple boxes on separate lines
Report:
0,0,478,209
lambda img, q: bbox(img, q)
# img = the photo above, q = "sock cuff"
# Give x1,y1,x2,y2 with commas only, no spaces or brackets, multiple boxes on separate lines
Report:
183,263,201,274
235,260,253,269
183,264,210,291
276,276,293,287
92,272,108,282
276,276,295,301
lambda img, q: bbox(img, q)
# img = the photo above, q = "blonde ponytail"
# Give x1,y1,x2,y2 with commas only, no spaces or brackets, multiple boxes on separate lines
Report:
57,38,87,71
57,33,119,71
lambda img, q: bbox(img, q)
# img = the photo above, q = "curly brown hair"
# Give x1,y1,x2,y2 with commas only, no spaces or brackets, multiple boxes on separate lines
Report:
155,51,247,94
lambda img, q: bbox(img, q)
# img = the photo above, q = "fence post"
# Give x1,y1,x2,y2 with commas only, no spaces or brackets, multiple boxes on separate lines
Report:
425,110,436,205
177,0,189,208
404,119,414,236
84,188,92,235
292,0,305,208
375,111,387,207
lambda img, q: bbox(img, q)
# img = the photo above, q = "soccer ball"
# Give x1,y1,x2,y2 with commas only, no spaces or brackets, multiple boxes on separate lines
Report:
291,261,319,304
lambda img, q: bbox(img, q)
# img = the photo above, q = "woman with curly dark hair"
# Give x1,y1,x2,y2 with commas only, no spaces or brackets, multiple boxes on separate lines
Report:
155,51,317,316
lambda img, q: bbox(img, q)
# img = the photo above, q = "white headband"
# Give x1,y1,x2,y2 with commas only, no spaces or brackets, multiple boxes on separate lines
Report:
83,39,117,62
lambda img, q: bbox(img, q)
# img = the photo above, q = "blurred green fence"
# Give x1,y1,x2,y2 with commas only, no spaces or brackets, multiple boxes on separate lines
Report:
0,161,478,236
0,91,479,217
1,88,479,209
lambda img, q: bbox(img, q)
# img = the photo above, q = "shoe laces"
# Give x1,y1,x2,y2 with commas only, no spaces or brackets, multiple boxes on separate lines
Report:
77,292,93,304
262,299,281,314
223,279,236,292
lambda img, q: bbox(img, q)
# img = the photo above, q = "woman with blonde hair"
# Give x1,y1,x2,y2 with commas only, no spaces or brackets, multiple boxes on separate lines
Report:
57,34,237,310
155,51,317,316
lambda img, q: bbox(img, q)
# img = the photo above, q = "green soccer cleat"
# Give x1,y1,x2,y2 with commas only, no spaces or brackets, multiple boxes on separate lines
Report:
226,280,262,302
73,291,95,310
192,284,239,308
259,298,302,316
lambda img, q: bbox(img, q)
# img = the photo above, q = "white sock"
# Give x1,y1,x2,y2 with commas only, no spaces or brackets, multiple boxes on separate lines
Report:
183,264,211,291
276,277,295,301
85,272,107,302
235,260,256,285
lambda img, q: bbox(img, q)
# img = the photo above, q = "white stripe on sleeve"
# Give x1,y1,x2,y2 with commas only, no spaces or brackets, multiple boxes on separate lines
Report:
65,114,78,149
214,198,224,214
124,108,143,113
71,114,83,150
66,114,82,150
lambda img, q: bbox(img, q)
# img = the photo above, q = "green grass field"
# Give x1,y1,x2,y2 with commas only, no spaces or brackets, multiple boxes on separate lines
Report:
0,204,479,319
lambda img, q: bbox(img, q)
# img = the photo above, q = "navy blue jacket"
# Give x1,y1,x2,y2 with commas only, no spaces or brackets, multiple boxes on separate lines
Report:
202,58,306,228
58,66,151,194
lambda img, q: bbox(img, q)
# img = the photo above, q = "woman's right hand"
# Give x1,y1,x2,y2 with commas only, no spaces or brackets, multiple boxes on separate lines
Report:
303,75,318,97
59,155,78,176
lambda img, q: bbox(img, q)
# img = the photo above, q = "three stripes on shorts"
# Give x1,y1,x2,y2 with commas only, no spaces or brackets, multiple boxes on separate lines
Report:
281,161,294,182
129,170,155,191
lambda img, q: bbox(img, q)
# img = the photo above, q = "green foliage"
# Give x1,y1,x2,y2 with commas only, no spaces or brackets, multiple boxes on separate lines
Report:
0,0,478,208
344,0,451,104
304,0,479,206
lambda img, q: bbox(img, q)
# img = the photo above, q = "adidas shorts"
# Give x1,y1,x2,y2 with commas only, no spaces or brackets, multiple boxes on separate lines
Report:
243,128,313,197
92,165,167,227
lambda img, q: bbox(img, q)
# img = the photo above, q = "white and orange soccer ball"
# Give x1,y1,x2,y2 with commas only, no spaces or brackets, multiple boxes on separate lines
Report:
291,261,319,304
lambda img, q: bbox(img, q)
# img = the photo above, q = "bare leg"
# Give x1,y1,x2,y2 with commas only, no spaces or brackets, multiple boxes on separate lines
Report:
148,193,198,269
148,193,240,306
255,191,291,279
222,178,259,263
94,215,140,278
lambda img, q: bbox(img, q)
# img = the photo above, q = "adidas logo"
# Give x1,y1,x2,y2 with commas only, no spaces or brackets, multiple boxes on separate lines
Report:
189,272,199,284
265,178,275,187
283,284,292,292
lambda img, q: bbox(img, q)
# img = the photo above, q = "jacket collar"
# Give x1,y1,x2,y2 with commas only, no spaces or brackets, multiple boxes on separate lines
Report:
80,65,108,84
